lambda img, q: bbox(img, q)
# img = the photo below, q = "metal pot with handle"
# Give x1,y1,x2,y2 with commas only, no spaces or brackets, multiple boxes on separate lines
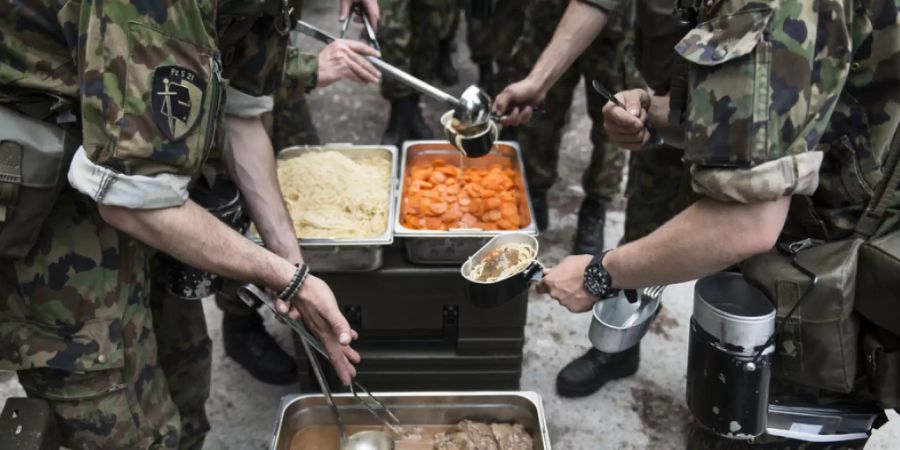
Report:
461,233,543,308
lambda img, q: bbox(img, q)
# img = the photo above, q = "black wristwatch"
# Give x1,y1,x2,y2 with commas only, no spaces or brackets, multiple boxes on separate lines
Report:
584,250,619,299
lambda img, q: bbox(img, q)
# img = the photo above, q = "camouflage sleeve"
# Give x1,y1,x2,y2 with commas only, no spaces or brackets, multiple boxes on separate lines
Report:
220,16,289,98
67,0,224,209
675,0,852,203
281,48,319,101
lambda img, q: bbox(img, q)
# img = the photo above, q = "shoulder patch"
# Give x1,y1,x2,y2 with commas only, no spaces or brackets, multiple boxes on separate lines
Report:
151,65,206,141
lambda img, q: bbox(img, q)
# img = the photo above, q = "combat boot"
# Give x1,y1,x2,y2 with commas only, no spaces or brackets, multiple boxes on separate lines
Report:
381,96,433,148
574,197,606,254
556,344,640,398
223,311,297,385
437,39,459,86
530,192,549,231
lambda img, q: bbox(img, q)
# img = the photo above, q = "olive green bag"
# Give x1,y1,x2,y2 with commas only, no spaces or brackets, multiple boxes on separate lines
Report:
741,129,900,395
0,106,77,259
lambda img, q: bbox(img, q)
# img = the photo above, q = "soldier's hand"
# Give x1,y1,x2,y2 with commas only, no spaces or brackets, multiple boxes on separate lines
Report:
317,39,381,87
493,78,545,126
536,255,597,313
602,89,651,151
339,0,380,31
276,275,361,386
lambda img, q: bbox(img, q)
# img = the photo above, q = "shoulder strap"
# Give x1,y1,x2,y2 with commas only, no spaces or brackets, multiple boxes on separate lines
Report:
856,126,900,239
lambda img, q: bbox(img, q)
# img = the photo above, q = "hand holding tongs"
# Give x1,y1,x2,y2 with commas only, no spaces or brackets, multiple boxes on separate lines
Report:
236,284,403,433
592,80,664,147
340,1,380,51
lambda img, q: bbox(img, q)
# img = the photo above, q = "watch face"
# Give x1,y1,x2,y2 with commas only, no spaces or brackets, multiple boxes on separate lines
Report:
584,265,607,297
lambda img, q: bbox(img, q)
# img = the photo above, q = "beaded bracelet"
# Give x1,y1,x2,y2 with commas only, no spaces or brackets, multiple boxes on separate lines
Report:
278,263,310,301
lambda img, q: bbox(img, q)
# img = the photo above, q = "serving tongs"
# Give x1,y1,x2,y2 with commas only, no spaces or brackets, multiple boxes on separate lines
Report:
591,80,664,147
340,1,380,51
237,284,401,449
296,19,493,130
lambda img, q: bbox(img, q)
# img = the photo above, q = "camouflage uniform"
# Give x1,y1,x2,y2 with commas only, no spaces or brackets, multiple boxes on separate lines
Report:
674,0,900,446
622,0,698,244
377,0,458,100
510,0,630,207
439,0,528,95
0,1,304,448
267,27,322,151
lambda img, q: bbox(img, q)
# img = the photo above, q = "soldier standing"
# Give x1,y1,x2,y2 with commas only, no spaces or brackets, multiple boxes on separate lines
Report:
377,0,456,147
215,17,381,386
506,0,629,257
499,0,900,447
555,0,700,399
0,1,379,448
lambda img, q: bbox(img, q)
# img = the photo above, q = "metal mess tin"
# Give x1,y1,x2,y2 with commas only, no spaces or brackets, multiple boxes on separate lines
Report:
250,144,399,272
269,391,551,450
395,141,538,265
589,289,661,353
686,272,775,440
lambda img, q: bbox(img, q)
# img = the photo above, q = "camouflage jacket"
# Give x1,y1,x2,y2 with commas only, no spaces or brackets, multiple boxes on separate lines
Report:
0,0,306,210
675,0,900,239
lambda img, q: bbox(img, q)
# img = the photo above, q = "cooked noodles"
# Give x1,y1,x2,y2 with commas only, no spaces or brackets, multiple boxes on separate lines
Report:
468,243,536,283
277,151,392,239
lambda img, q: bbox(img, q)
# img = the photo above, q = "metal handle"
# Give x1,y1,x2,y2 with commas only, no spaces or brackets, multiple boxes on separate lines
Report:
296,20,460,107
237,284,328,357
236,284,347,443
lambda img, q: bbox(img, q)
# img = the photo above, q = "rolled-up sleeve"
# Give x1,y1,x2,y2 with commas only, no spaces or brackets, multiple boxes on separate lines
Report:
676,0,851,203
70,0,221,209
578,0,625,13
68,147,191,209
224,86,274,118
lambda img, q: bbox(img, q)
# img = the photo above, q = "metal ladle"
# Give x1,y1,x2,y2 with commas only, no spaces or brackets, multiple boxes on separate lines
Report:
296,20,493,130
237,284,397,450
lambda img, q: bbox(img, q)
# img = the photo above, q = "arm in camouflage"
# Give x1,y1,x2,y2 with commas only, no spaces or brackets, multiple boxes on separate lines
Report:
676,0,900,204
64,0,224,209
281,47,320,100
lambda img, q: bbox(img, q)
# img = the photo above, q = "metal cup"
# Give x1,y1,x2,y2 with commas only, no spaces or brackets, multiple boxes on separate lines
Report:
588,291,660,353
441,110,499,158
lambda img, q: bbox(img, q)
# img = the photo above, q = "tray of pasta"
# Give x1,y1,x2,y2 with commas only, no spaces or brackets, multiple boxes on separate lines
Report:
249,144,398,272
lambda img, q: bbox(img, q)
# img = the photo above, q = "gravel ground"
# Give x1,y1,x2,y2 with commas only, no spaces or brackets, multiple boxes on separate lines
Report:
2,2,899,449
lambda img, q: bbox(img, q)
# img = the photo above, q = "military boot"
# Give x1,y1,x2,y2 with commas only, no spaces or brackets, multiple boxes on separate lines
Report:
381,96,433,148
530,192,549,231
223,311,297,385
556,344,640,398
436,39,459,86
573,198,606,254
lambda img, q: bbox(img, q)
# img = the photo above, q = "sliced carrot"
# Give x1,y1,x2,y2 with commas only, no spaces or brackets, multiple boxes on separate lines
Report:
429,201,448,215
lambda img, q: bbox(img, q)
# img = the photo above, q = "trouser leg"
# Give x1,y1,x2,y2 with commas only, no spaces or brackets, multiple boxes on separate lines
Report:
151,281,211,450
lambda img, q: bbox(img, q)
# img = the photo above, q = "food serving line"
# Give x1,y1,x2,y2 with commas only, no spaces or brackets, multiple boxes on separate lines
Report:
251,139,551,449
285,141,537,392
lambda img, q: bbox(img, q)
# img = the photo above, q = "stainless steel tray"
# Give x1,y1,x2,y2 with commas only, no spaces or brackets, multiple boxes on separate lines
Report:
251,144,399,272
269,391,551,450
394,141,539,265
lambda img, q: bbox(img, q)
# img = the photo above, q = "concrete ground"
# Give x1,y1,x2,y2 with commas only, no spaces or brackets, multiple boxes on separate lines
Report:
2,2,899,449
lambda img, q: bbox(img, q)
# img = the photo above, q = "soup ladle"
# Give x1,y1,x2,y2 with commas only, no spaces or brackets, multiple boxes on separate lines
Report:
237,284,397,450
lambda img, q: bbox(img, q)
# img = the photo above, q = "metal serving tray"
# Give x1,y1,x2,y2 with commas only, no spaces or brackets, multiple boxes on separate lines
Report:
251,144,399,272
269,391,551,450
394,141,538,265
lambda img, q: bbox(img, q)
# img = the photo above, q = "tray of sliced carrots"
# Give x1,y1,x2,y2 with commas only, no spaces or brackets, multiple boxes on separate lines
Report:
395,141,538,264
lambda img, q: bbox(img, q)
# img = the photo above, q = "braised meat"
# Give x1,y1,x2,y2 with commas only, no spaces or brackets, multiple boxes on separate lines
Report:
434,420,533,450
